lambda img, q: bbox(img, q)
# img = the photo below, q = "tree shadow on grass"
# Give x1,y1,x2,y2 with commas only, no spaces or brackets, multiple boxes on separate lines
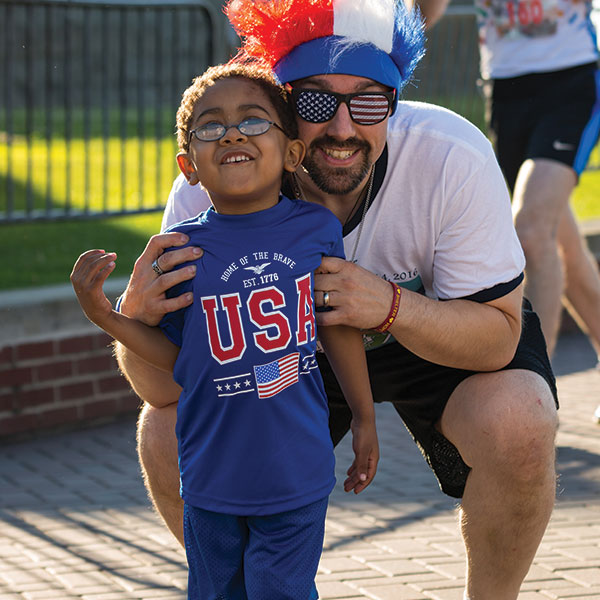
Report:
1,175,162,290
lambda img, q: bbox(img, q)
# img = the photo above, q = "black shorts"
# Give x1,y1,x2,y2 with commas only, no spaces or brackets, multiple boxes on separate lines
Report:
487,62,600,192
318,300,558,499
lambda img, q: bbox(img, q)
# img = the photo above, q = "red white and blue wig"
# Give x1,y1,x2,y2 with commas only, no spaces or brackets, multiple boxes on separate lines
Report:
226,0,426,112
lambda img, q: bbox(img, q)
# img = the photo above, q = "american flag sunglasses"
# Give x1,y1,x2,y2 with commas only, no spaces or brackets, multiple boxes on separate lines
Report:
290,88,395,125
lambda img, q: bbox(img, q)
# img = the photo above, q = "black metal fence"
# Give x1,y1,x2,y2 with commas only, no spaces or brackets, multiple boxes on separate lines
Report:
0,0,231,223
0,1,597,224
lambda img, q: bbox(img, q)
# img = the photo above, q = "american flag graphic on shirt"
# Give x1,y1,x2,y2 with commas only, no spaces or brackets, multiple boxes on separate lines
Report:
253,352,300,398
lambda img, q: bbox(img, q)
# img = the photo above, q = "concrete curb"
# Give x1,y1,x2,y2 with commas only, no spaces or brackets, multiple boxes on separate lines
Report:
0,278,129,344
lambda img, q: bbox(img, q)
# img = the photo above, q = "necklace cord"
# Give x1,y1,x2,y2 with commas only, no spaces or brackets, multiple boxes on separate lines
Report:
349,166,375,263
292,166,375,263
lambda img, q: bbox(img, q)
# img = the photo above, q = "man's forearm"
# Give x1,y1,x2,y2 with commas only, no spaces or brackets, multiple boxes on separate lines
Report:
389,286,523,371
115,342,181,408
314,259,523,371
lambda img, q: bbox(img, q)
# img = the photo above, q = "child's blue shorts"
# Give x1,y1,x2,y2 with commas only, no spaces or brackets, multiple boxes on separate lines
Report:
183,497,328,600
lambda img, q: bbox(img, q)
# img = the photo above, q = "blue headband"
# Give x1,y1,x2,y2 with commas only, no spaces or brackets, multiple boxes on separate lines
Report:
272,6,425,114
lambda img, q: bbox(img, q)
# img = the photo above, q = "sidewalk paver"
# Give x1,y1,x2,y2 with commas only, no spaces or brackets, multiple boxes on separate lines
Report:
1,332,599,599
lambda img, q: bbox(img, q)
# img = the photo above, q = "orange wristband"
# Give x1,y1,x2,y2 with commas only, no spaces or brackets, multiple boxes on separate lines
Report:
373,281,402,333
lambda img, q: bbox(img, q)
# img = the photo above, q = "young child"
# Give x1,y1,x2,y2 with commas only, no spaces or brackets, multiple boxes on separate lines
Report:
71,62,378,600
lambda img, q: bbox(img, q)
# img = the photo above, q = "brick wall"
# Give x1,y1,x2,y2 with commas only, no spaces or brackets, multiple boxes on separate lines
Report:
0,331,140,438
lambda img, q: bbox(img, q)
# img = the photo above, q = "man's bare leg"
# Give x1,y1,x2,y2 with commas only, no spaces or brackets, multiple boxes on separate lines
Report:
439,369,558,599
512,158,577,356
558,205,600,360
558,207,600,421
137,402,184,546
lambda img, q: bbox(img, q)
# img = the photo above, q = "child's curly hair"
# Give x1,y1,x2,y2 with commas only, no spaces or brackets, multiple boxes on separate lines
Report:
176,61,298,153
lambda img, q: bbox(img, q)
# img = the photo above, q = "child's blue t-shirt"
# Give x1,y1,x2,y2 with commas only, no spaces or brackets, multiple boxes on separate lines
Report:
159,195,345,516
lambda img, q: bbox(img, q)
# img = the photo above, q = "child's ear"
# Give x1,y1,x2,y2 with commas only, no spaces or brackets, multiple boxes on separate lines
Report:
176,153,200,186
283,139,306,173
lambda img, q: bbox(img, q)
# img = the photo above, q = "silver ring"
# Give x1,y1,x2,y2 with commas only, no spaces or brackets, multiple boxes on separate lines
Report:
323,291,330,308
152,259,165,276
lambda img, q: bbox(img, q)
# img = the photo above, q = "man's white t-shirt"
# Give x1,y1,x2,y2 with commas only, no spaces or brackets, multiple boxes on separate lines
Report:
476,0,598,79
163,101,524,311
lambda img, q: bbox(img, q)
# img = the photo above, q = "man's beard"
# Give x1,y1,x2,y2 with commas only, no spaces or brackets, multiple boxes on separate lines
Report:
302,136,372,195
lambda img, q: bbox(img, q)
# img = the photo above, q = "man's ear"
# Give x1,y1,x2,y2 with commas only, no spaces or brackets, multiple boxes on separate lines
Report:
283,139,306,173
176,153,200,186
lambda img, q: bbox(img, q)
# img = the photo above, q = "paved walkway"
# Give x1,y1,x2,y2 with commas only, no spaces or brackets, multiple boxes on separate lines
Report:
1,332,599,600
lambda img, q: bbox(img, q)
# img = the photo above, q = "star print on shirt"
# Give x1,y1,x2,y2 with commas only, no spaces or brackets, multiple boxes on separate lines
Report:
213,373,255,397
300,353,319,374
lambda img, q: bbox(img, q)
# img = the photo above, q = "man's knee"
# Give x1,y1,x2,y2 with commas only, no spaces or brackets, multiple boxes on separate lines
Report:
503,399,557,484
137,402,180,496
446,370,558,482
137,403,185,546
482,374,557,481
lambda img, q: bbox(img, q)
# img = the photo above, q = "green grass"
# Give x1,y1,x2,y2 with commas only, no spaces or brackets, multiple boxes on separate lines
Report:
1,136,179,214
573,168,600,222
1,212,163,289
1,107,599,292
2,172,598,292
0,110,180,290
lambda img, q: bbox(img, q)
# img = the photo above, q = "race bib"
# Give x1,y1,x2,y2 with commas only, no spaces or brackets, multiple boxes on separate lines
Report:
484,0,559,39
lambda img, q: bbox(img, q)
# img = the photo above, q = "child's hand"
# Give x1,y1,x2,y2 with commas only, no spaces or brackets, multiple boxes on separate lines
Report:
344,419,379,494
70,249,117,326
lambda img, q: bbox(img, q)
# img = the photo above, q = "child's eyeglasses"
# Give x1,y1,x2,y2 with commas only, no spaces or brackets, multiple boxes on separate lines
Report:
189,117,288,143
289,88,395,125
